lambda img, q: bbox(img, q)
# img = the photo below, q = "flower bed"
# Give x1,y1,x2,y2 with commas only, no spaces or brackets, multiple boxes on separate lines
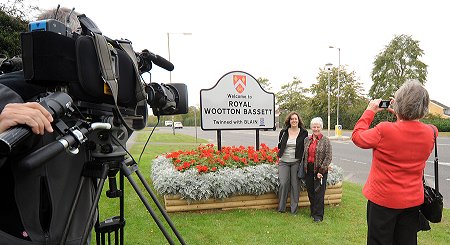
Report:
165,144,278,173
151,144,344,211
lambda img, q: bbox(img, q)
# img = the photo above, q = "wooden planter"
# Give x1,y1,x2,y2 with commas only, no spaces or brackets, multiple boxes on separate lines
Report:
164,182,342,212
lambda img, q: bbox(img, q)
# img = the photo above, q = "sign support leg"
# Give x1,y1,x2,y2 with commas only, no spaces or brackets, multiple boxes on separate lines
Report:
217,130,222,151
256,129,260,150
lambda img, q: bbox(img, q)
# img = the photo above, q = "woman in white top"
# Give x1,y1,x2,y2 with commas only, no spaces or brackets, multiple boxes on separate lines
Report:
277,111,308,214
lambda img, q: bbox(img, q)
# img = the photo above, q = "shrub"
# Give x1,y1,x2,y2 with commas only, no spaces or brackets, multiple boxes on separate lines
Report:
421,117,450,132
151,144,344,201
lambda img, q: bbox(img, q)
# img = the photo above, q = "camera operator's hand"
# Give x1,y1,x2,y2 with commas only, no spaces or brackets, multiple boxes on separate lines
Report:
366,99,385,113
0,102,53,134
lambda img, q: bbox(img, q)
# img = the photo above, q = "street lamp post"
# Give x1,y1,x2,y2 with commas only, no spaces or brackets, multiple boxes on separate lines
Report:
329,46,341,133
325,63,333,137
167,32,192,135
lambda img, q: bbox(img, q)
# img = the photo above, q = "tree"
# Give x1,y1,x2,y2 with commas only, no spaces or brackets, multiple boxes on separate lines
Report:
309,66,367,129
180,106,200,126
0,0,38,57
257,77,272,91
0,10,27,57
369,34,427,99
0,0,38,20
276,77,309,123
147,106,200,127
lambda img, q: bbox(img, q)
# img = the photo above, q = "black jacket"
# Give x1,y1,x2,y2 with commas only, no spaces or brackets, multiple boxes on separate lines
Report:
0,71,94,244
277,127,308,159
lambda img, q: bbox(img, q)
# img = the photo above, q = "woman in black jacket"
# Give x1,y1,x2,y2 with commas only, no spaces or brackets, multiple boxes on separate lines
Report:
277,111,308,214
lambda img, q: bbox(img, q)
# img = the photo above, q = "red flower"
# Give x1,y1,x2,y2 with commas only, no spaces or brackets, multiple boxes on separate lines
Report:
166,144,278,174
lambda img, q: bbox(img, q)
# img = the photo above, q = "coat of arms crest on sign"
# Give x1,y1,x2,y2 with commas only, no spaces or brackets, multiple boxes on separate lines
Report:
233,75,246,94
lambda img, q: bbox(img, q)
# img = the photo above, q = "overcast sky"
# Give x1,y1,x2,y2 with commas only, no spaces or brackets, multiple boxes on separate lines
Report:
28,0,450,108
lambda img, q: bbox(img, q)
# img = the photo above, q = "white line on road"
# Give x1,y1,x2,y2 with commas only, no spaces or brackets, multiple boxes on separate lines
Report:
446,178,450,181
331,141,350,144
341,158,368,165
426,161,450,167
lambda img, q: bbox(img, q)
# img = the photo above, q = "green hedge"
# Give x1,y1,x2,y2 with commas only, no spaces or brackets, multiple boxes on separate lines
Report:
421,117,450,132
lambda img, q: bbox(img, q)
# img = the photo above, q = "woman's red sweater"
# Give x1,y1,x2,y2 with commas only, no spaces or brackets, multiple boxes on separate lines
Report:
352,110,437,209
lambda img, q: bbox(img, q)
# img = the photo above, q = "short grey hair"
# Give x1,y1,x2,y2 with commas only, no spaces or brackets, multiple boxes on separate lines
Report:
37,7,81,33
393,79,429,120
310,117,323,129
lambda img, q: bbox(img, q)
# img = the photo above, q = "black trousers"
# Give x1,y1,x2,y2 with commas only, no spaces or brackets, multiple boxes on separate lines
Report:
367,200,420,245
305,163,327,220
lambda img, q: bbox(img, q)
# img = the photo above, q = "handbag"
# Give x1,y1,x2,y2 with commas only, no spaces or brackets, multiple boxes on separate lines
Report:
421,183,443,223
420,126,443,223
297,162,305,179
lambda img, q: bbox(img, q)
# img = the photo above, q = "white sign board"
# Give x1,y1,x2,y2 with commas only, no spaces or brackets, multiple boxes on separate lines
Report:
200,71,275,130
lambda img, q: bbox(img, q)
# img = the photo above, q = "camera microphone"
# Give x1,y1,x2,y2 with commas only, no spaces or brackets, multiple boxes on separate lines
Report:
139,49,174,72
0,92,74,156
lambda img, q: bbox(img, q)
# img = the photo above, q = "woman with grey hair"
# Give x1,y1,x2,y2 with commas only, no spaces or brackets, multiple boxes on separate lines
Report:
301,117,332,222
352,79,438,245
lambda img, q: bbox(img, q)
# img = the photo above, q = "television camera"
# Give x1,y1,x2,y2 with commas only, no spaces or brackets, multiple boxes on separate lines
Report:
0,12,187,245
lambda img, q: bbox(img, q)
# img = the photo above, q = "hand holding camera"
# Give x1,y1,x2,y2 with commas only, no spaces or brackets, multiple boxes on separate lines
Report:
379,100,390,108
366,98,395,114
380,98,396,115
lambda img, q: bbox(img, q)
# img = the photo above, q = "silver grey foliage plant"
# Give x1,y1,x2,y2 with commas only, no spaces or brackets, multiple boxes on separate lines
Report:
151,156,343,201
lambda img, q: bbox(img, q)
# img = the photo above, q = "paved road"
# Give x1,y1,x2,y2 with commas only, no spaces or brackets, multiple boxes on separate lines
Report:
155,126,449,208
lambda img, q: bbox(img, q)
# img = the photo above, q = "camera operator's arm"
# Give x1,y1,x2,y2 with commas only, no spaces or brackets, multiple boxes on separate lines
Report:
0,102,53,134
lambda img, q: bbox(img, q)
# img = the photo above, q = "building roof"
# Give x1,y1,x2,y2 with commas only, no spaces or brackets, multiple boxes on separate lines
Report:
430,100,449,109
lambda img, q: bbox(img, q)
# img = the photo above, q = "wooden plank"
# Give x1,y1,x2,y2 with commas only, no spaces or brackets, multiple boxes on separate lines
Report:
165,182,343,200
165,193,278,206
164,182,343,212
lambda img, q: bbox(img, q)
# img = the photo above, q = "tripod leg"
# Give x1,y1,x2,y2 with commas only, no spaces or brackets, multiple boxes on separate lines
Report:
135,168,186,245
120,162,177,245
81,163,109,245
119,169,124,245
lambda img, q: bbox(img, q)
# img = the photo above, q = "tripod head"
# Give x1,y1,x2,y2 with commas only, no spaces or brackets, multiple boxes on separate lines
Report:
0,90,130,171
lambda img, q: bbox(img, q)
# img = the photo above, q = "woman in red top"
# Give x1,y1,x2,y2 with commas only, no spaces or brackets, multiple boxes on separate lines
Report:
352,80,437,245
301,117,332,222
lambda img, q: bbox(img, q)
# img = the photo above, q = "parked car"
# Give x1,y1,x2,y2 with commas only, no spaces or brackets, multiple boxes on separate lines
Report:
164,121,173,127
174,122,183,129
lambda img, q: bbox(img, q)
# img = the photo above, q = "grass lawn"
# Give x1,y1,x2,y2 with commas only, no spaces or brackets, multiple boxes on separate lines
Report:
93,130,450,244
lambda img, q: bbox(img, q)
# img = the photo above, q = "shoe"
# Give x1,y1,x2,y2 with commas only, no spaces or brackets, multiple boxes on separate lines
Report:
313,218,322,223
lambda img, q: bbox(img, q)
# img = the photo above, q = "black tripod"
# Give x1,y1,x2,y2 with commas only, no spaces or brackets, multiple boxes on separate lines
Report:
59,124,186,245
